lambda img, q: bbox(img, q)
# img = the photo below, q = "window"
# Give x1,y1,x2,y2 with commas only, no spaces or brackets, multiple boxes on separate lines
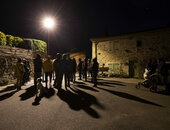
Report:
136,40,142,47
108,63,119,71
109,40,118,51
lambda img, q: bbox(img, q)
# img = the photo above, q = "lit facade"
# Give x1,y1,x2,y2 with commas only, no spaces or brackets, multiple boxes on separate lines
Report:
91,27,170,78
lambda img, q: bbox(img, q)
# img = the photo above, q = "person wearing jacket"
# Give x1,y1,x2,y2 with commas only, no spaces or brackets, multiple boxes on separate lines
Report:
15,58,25,90
43,56,53,88
33,54,42,87
92,58,99,87
53,53,63,90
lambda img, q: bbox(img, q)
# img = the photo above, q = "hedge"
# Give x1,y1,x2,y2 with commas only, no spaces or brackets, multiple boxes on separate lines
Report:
0,32,6,45
32,39,47,52
6,35,14,46
0,31,47,52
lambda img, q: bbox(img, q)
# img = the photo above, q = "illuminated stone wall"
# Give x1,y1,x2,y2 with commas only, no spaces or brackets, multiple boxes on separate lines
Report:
91,27,170,78
0,46,34,82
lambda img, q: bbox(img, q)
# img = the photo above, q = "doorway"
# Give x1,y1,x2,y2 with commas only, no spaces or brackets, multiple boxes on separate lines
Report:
129,60,139,78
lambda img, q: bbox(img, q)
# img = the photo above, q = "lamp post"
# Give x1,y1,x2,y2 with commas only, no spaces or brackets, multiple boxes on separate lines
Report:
43,17,55,54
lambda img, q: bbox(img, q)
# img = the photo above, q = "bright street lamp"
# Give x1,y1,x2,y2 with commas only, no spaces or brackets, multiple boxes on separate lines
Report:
43,17,55,54
43,17,55,29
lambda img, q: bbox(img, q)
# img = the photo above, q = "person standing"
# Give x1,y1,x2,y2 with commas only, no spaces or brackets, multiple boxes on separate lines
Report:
33,54,42,87
15,58,25,90
88,59,92,77
53,53,63,90
23,59,31,84
60,54,71,89
43,56,53,88
78,58,82,80
92,58,99,87
158,59,169,91
72,58,77,82
82,58,88,81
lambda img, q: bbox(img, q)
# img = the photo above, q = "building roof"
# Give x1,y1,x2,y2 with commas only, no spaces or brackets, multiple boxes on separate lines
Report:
90,26,170,42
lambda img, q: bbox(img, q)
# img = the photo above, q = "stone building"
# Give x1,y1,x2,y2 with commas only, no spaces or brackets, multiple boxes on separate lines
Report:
69,51,86,63
91,27,170,78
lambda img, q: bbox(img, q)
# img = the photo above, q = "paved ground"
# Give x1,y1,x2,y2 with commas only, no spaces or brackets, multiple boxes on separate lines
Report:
0,77,170,130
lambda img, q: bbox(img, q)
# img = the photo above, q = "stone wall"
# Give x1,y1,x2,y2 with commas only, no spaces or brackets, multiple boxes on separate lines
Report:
0,46,34,82
91,27,170,78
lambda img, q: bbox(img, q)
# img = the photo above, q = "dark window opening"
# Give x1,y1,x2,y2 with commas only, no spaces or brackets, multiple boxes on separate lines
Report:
136,40,142,47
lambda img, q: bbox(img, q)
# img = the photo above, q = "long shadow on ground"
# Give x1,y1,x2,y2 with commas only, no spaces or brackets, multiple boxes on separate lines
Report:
0,85,16,93
0,90,18,101
96,86,163,107
73,81,85,84
57,87,104,118
32,87,55,106
19,85,36,101
75,84,99,92
86,80,126,87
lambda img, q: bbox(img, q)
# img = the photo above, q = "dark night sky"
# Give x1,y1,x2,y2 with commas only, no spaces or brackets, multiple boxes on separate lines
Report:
0,0,170,56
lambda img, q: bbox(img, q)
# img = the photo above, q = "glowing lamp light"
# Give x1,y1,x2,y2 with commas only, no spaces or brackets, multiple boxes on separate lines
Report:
43,17,55,29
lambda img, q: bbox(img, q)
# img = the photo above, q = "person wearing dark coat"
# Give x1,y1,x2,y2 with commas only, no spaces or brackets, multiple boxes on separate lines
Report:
92,58,99,87
82,58,88,81
23,60,31,84
60,54,71,89
88,59,92,77
33,54,42,87
72,58,77,82
158,59,169,91
78,58,83,80
53,53,62,90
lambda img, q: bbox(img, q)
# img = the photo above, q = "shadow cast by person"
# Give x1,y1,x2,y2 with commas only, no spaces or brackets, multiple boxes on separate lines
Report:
96,86,163,107
157,90,170,96
57,87,104,118
44,88,55,98
0,90,18,101
73,81,85,84
86,80,126,87
101,79,124,83
0,85,16,94
97,81,126,87
32,87,55,106
19,85,36,101
75,84,99,92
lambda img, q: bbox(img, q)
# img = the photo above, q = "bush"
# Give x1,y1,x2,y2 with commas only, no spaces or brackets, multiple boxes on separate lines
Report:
32,39,47,52
0,32,6,45
0,31,46,53
6,35,14,46
13,37,23,47
17,39,32,50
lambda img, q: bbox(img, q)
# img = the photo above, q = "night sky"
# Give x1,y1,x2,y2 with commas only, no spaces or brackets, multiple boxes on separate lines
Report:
0,0,170,57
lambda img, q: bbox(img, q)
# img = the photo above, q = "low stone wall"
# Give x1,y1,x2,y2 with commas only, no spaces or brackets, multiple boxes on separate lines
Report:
0,46,34,85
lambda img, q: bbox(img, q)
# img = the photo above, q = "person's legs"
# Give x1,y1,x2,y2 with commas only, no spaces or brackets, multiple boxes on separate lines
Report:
93,73,97,87
67,73,70,87
73,72,76,82
57,73,63,90
163,76,169,91
84,70,87,81
45,72,48,88
34,73,37,86
64,73,67,89
49,72,52,87
79,70,82,80
54,71,57,86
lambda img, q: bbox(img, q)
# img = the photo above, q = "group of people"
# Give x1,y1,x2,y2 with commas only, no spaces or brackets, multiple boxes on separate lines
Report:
15,53,99,91
145,58,169,91
33,53,99,91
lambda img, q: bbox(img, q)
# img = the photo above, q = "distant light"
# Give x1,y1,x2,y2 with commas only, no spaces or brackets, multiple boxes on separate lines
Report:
43,17,55,29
